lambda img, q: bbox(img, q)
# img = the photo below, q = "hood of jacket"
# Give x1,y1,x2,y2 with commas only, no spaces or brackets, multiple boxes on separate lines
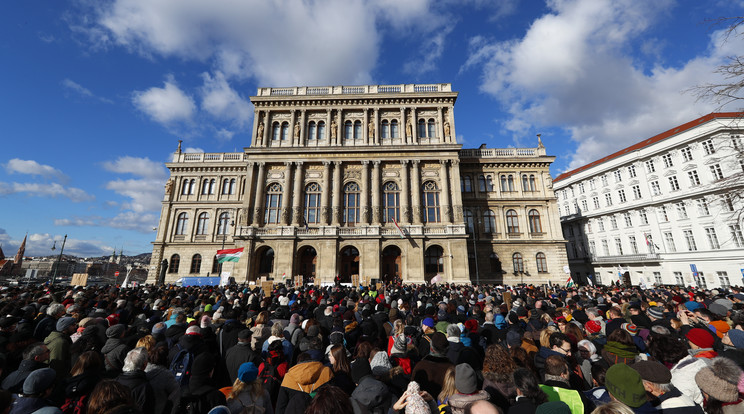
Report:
281,360,333,393
65,371,102,397
448,390,490,409
350,376,389,408
101,338,126,354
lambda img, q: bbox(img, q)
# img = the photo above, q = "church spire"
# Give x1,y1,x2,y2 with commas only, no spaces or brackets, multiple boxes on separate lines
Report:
14,234,26,264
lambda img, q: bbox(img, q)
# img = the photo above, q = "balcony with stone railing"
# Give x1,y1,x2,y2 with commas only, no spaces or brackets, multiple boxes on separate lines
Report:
171,152,247,163
460,147,547,158
592,253,661,264
236,224,466,238
255,83,453,97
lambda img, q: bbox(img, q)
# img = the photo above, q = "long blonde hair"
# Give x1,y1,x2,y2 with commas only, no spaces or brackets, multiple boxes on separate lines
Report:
136,335,155,353
438,366,456,403
228,377,264,402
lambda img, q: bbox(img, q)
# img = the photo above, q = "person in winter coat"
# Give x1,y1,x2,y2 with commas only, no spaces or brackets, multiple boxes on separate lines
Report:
275,351,333,414
225,329,259,384
508,368,548,414
482,344,517,413
632,360,702,414
694,357,744,414
446,364,490,414
226,362,274,414
648,335,708,406
33,303,65,341
101,324,129,375
216,310,243,357
600,328,638,366
115,347,155,414
350,358,393,414
262,323,294,363
1,342,50,394
185,352,227,413
61,351,103,414
9,368,60,414
328,344,355,396
445,324,465,365
411,332,454,399
251,312,271,352
167,325,207,365
144,343,180,414
44,316,76,379
283,313,304,350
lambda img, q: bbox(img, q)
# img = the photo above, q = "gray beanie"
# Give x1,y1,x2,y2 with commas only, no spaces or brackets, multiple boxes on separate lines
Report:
56,317,76,332
23,368,56,395
455,363,478,394
106,324,126,338
392,334,407,354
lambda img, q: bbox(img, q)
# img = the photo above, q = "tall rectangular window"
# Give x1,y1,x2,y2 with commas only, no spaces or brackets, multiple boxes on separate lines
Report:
601,175,608,186
681,147,693,162
632,185,642,199
597,219,605,232
614,170,622,182
705,227,720,249
697,198,710,216
650,181,661,196
668,176,680,191
593,197,600,209
662,154,673,168
654,272,663,286
602,240,609,256
645,159,656,173
702,139,715,155
639,210,648,225
698,272,708,289
628,165,637,178
730,224,744,248
659,205,669,222
578,183,585,193
629,236,638,253
664,232,676,252
624,213,632,227
688,170,700,186
710,164,724,181
676,202,688,219
718,271,731,288
674,272,684,286
618,189,626,203
581,199,588,211
605,193,613,207
589,241,596,256
723,194,735,211
684,229,697,251
589,179,596,190
615,238,623,255
610,216,618,229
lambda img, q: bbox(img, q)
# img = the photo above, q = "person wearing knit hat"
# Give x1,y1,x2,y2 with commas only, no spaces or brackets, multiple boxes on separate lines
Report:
695,357,744,410
411,332,455,398
724,328,744,349
370,351,392,376
446,363,490,413
686,328,718,359
621,323,638,336
391,333,408,355
349,358,392,413
647,306,664,321
584,320,602,336
709,320,730,339
632,360,701,412
605,363,650,409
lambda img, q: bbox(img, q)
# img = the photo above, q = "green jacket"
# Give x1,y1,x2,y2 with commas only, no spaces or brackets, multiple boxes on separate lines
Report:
44,331,70,378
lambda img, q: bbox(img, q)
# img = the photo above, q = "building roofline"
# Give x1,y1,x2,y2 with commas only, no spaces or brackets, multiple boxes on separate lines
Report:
553,112,744,183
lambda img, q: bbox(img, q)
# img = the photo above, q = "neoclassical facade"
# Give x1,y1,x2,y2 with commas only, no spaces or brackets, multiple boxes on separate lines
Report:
555,112,744,288
147,84,568,286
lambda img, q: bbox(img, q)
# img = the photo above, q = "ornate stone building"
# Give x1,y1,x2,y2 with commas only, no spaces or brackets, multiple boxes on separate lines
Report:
147,84,568,285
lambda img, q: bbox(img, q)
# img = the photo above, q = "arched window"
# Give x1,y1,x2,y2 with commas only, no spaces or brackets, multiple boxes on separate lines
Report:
461,175,472,192
308,121,317,140
484,210,496,234
418,119,426,138
229,178,236,194
189,179,196,194
201,179,209,195
281,122,289,140
211,255,220,274
353,120,362,139
317,121,326,140
425,246,444,275
264,183,282,224
529,174,536,191
479,175,487,192
217,212,230,235
175,213,188,235
344,120,353,139
344,182,360,226
381,120,389,138
507,175,514,191
528,209,542,233
196,212,209,235
168,254,180,273
427,119,436,138
536,252,548,273
522,175,530,191
506,209,519,233
209,179,216,194
383,181,400,223
190,254,201,274
423,181,440,223
181,179,189,195
513,253,524,272
464,210,474,234
222,178,230,194
390,119,399,138
304,183,321,224
272,122,280,141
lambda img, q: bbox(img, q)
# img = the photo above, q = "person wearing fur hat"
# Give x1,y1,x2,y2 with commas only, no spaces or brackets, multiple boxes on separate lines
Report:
632,360,702,413
694,357,744,413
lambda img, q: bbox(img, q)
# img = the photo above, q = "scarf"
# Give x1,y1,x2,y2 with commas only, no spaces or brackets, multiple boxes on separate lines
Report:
603,341,638,358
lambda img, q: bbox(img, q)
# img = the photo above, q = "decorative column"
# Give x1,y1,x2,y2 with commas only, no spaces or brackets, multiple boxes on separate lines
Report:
361,161,370,224
242,162,256,225
299,110,307,146
363,110,370,146
289,111,297,147
251,110,260,147
374,108,380,145
400,160,410,224
282,162,293,225
412,107,418,143
325,109,332,147
331,161,342,225
371,161,381,223
437,107,444,142
411,160,422,224
440,160,451,224
291,162,304,226
321,162,331,225
400,107,406,144
449,159,464,222
262,111,271,146
252,162,267,224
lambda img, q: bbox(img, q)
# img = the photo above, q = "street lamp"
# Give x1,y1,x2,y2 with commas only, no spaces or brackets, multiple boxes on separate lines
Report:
218,215,235,277
51,234,67,287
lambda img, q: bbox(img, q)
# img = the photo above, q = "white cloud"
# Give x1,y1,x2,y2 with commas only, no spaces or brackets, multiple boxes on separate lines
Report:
462,0,742,170
105,178,164,213
101,156,168,180
22,233,118,257
200,71,252,129
55,212,159,233
5,159,68,182
0,182,93,202
61,78,113,103
184,147,204,153
132,76,196,125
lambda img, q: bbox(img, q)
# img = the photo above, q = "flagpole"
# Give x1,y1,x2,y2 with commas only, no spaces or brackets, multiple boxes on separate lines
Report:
218,216,234,278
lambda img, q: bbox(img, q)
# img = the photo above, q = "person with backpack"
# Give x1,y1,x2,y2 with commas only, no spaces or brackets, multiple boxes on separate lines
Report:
178,353,226,414
145,343,180,414
258,340,288,409
226,362,273,414
61,351,103,414
115,347,155,414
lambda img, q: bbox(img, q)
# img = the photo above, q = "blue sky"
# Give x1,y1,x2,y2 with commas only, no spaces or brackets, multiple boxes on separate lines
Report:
1,0,742,257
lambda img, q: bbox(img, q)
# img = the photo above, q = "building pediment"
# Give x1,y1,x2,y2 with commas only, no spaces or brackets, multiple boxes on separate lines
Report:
647,175,658,181
663,170,677,177
682,163,697,171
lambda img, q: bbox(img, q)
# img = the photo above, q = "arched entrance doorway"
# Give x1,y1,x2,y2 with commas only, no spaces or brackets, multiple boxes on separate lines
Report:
424,245,444,282
297,246,317,284
381,245,401,284
253,246,274,281
338,246,359,283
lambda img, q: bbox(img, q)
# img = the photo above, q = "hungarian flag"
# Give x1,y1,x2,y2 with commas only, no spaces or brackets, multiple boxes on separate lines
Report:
216,248,243,263
566,275,575,288
392,217,405,239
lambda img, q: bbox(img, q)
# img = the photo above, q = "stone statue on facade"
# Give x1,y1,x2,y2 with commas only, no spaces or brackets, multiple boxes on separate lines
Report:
444,121,451,137
294,122,300,139
368,119,375,139
257,122,264,140
406,117,413,138
330,115,338,140
164,179,173,196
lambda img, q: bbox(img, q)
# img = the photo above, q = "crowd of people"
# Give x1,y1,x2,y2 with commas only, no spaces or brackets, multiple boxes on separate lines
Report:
0,280,742,414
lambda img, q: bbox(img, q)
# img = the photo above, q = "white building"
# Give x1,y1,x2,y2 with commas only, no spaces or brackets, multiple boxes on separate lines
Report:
554,112,744,289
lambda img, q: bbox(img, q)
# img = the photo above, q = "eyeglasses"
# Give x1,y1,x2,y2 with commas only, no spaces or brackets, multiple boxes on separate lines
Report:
560,346,572,354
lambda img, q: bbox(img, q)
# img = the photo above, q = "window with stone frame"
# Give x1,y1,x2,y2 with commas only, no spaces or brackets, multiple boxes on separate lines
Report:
264,183,283,224
168,254,180,273
383,181,400,223
484,210,496,234
196,212,209,235
304,183,322,224
175,212,189,235
512,253,524,273
343,182,360,226
422,181,441,223
506,209,519,233
536,253,548,273
528,209,542,233
190,254,201,274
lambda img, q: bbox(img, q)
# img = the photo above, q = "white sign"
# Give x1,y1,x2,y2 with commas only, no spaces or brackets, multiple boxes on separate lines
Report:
563,265,570,274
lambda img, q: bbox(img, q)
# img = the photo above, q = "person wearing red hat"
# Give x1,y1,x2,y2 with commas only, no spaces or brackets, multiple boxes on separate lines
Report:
685,328,717,359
